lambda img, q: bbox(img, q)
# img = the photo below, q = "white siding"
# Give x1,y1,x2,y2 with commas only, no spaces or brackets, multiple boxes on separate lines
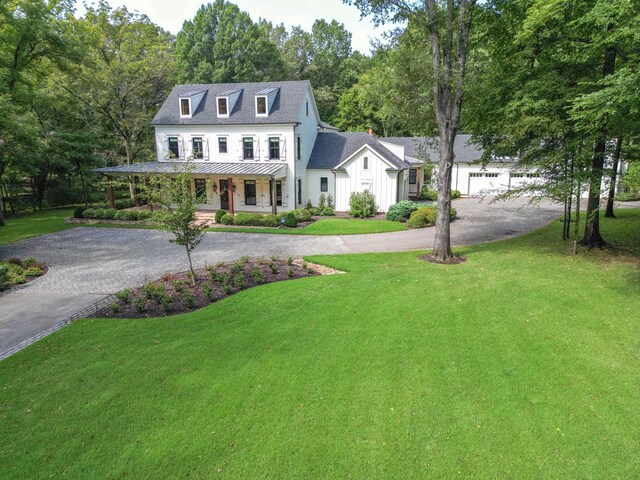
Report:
307,169,334,207
334,147,400,212
295,86,320,207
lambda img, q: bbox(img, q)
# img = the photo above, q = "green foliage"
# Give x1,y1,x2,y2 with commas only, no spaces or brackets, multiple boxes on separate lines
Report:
292,209,312,222
318,193,326,210
418,188,438,201
348,191,377,218
283,212,298,227
142,283,166,302
176,0,284,83
215,209,227,224
73,207,86,219
220,214,235,225
249,267,264,284
305,199,313,210
0,265,9,291
320,207,335,216
261,214,278,227
386,200,418,222
406,207,437,229
233,213,264,226
115,289,131,303
451,190,462,199
114,210,139,221
326,194,334,209
82,208,97,219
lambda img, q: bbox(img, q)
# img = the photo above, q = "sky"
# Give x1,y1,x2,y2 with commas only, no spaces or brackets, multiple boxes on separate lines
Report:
74,0,393,53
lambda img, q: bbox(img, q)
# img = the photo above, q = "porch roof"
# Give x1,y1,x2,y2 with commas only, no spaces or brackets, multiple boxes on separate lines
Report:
94,161,287,177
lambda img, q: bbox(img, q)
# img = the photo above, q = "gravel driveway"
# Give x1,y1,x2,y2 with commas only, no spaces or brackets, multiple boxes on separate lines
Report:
0,197,563,357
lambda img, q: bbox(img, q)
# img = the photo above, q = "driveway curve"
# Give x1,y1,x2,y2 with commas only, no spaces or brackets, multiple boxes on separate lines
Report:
0,197,562,357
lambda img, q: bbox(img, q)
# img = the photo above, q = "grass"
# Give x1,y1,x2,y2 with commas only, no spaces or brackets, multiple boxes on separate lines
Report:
1,210,639,478
208,217,407,235
0,208,76,246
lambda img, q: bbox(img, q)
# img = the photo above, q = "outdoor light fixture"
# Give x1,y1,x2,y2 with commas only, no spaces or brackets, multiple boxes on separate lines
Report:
212,183,218,193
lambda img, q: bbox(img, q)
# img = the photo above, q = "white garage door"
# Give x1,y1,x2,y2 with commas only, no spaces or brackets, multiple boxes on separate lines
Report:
468,172,501,195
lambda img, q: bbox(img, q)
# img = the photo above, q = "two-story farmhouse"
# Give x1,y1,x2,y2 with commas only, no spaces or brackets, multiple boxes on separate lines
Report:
96,80,538,213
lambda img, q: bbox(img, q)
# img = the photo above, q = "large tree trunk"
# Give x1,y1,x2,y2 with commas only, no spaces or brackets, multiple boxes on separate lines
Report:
604,136,622,218
581,34,616,248
426,0,477,263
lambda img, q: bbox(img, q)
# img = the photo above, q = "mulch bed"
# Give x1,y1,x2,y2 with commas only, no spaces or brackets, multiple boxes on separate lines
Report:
93,257,319,318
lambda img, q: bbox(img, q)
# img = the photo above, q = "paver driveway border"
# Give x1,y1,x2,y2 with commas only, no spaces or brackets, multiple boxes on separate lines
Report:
0,197,564,359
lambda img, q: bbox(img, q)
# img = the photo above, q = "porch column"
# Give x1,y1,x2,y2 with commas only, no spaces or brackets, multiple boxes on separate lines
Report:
228,177,234,214
106,175,116,209
271,176,277,215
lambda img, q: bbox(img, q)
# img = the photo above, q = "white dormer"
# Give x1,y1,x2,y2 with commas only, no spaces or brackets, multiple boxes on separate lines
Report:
255,87,279,117
216,88,242,118
178,89,206,119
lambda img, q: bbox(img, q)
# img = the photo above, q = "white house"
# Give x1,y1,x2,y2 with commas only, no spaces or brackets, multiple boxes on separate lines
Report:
96,80,543,213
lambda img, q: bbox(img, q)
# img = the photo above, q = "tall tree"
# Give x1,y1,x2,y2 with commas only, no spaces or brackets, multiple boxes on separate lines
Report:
348,0,477,262
63,2,176,201
176,0,284,83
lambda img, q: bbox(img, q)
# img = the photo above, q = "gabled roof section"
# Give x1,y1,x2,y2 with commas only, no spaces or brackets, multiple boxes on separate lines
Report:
256,87,279,95
381,134,484,164
180,89,207,98
152,80,312,126
308,132,409,171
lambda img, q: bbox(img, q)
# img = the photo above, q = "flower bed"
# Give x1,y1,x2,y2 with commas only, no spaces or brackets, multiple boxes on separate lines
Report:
96,257,318,318
0,258,47,292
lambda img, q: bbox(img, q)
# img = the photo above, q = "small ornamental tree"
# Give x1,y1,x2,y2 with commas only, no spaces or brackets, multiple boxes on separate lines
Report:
348,190,377,217
142,168,207,285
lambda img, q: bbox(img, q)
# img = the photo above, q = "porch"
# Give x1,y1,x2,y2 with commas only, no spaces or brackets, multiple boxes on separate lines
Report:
94,161,289,215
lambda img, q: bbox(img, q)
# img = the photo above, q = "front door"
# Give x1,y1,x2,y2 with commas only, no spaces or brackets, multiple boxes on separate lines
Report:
220,179,229,210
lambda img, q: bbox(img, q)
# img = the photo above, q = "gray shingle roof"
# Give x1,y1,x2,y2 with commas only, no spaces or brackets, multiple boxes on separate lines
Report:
152,81,311,126
380,135,484,164
95,162,287,177
308,132,409,171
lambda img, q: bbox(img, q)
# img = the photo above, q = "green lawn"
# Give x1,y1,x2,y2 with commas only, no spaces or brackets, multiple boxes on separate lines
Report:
0,208,76,246
208,217,407,235
1,210,639,478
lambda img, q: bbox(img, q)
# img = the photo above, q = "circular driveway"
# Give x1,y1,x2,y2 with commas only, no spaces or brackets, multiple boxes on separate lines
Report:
0,197,563,356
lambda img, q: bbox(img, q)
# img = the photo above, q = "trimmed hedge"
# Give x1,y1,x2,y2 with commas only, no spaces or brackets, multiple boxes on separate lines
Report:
82,208,97,219
406,206,457,229
215,209,227,224
234,213,265,226
74,206,86,218
291,209,312,222
261,214,278,227
282,211,298,227
220,214,235,225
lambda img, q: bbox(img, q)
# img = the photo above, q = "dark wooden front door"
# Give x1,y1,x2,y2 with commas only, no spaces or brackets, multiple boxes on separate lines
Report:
220,179,229,210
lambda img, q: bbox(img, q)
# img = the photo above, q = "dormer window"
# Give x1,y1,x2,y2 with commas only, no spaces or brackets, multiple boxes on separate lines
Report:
180,98,190,117
256,96,267,115
217,98,228,116
254,87,278,117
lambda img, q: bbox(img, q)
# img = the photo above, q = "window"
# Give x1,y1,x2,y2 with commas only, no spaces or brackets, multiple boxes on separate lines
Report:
469,173,483,178
269,137,280,160
363,157,369,170
180,98,190,116
409,169,417,184
510,173,525,178
168,137,179,158
297,137,301,160
194,178,207,200
242,137,254,160
192,137,203,159
527,173,539,178
297,179,302,205
485,173,499,178
218,137,227,154
244,180,257,205
320,177,328,192
256,96,267,115
217,97,228,116
306,101,309,116
270,180,282,206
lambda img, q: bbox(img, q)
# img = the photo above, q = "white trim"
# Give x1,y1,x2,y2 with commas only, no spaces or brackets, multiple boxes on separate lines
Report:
217,97,229,118
255,95,268,117
179,98,192,118
333,144,400,171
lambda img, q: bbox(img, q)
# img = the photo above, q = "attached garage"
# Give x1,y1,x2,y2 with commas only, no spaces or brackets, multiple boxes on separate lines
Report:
467,172,502,195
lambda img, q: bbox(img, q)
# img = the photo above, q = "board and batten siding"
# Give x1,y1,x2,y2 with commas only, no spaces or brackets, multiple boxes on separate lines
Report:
334,147,400,213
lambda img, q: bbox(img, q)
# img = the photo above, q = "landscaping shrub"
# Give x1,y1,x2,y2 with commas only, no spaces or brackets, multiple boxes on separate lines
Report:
234,213,264,226
293,209,312,222
616,191,640,201
73,206,86,219
318,193,326,209
137,210,153,221
451,189,462,199
102,208,117,219
406,206,457,228
0,265,9,291
283,211,298,227
261,214,278,227
215,209,227,223
308,207,320,215
82,208,97,219
418,187,438,201
386,200,418,222
348,191,377,218
23,267,43,277
327,194,334,208
142,283,166,302
305,199,313,210
115,199,135,209
114,210,139,221
220,214,235,225
321,207,335,216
